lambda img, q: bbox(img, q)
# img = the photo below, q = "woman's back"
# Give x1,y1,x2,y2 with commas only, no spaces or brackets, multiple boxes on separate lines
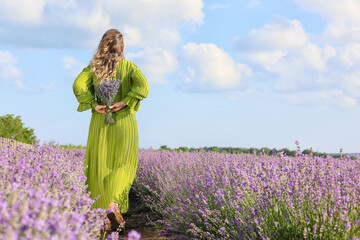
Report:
93,59,148,114
73,29,149,234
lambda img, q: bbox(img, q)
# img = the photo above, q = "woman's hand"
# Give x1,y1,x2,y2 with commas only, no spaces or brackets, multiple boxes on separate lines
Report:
94,105,106,114
110,101,127,112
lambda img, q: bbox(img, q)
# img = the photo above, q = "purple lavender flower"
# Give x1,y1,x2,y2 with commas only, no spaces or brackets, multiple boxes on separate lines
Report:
96,79,121,124
128,229,141,240
0,139,106,239
3,137,360,239
132,148,360,239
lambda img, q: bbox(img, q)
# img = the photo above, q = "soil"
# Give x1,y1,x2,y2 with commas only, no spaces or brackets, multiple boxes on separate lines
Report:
102,189,174,240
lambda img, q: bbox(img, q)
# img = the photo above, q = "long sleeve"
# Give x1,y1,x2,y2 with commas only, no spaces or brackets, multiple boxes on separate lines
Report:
122,63,149,111
73,66,98,112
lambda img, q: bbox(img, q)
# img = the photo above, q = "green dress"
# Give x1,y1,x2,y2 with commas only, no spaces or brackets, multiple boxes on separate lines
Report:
73,59,149,212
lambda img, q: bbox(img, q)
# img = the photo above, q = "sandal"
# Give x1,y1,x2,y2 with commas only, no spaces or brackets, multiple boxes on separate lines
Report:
103,217,112,232
107,202,126,233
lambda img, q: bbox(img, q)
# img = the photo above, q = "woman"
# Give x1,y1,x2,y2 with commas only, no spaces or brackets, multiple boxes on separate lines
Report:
72,29,149,232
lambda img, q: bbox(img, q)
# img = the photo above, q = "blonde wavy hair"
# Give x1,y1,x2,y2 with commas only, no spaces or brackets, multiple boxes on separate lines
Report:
90,29,124,83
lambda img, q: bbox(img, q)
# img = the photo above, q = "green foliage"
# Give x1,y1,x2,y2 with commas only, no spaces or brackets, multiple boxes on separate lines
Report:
0,114,37,144
178,146,189,152
260,147,271,155
302,149,327,157
160,145,170,151
59,144,86,149
158,145,339,158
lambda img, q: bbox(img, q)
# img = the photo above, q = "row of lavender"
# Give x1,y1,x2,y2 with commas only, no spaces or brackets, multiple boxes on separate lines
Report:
134,149,360,239
0,139,111,239
2,137,359,239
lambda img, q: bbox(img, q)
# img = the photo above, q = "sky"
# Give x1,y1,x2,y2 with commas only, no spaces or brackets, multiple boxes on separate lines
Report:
0,0,360,153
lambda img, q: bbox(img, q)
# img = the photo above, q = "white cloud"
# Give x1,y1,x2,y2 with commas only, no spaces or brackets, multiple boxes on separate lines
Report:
323,44,337,60
293,0,360,23
102,0,204,27
293,0,360,46
340,44,360,67
42,83,55,91
229,14,360,107
235,18,345,96
0,0,46,25
247,0,261,8
0,50,54,92
242,41,358,108
62,55,87,80
122,26,182,47
230,3,360,107
208,4,230,10
65,8,111,35
281,90,357,108
0,0,204,48
303,43,326,72
126,47,178,84
123,26,143,47
235,4,360,107
249,50,288,72
62,56,85,70
340,71,360,98
46,0,77,9
0,51,23,87
234,18,307,52
101,0,202,47
248,43,337,91
0,51,17,65
181,43,251,91
322,22,360,46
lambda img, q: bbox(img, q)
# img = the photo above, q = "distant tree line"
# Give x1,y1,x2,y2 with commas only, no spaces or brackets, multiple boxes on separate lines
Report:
60,144,86,149
45,141,86,149
0,114,87,149
0,114,37,144
159,145,350,158
0,114,353,158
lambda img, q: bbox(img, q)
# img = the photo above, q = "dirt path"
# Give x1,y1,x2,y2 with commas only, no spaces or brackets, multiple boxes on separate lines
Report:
113,189,171,240
118,213,167,240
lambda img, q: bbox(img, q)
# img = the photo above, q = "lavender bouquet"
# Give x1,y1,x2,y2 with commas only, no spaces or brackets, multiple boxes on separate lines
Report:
96,79,122,124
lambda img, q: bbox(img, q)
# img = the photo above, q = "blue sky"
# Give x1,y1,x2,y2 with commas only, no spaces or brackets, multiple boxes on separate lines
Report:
1,0,360,153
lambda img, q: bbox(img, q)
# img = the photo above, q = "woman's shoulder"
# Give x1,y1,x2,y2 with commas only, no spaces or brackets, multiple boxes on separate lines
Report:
121,59,136,67
81,65,91,72
119,59,140,71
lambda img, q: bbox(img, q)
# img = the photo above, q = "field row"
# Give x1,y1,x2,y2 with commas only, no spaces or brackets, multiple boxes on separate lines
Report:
134,149,360,239
1,139,360,239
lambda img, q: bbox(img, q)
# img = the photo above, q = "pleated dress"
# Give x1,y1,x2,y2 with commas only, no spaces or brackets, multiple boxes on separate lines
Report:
72,59,149,212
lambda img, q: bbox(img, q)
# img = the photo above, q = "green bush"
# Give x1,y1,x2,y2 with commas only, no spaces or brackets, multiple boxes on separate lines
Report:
0,114,37,144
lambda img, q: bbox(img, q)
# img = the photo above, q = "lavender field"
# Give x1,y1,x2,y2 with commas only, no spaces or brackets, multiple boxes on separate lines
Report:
134,149,360,239
1,138,360,239
0,139,121,240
